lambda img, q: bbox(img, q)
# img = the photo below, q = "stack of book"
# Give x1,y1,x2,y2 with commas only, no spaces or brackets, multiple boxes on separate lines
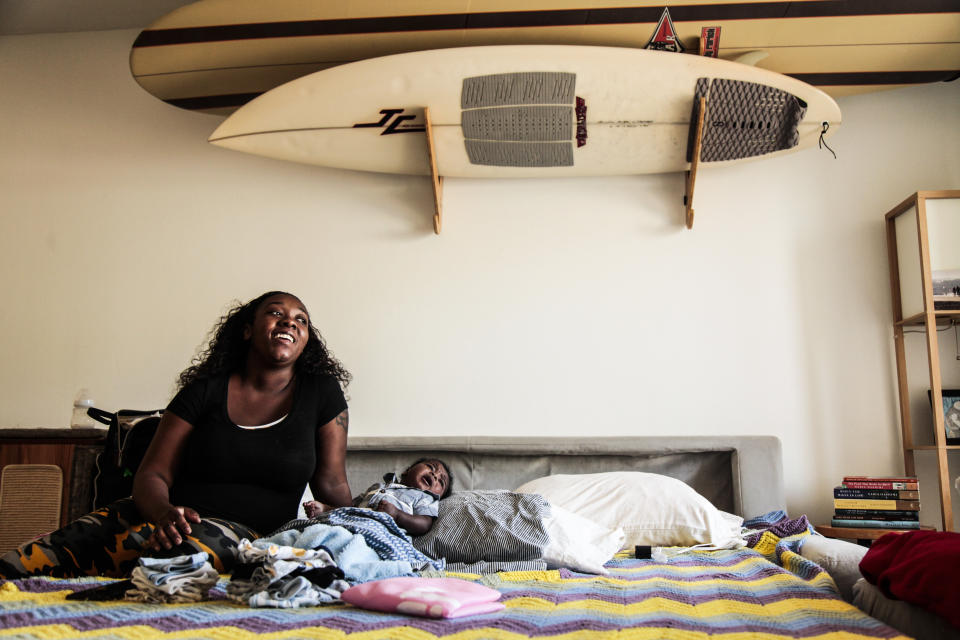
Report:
831,476,921,529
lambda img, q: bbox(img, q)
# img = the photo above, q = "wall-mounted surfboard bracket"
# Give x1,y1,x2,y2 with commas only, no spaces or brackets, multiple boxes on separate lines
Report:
684,96,707,229
424,107,443,234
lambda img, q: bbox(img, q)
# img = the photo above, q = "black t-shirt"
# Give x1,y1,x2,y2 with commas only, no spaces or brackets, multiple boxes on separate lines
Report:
166,372,347,534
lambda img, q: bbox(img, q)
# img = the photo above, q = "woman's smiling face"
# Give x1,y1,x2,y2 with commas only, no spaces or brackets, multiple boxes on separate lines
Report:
245,293,310,366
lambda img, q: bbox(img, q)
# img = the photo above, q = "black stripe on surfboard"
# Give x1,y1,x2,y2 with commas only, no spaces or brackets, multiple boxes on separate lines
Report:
134,1,959,47
790,70,960,85
168,70,960,111
167,93,262,110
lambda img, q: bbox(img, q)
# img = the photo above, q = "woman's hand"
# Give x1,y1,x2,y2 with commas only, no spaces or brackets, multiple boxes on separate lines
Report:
146,506,201,551
134,411,197,552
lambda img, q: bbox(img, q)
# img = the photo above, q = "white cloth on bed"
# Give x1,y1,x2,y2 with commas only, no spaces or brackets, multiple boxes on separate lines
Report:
412,491,623,575
516,472,745,549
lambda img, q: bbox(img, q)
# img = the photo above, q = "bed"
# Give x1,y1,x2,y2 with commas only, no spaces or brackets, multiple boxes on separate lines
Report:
0,436,910,639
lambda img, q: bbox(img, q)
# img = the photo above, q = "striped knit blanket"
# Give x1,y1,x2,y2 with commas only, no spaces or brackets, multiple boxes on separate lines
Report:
0,513,908,639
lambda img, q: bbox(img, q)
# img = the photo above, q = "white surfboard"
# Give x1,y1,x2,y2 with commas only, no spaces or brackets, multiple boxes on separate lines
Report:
209,45,841,178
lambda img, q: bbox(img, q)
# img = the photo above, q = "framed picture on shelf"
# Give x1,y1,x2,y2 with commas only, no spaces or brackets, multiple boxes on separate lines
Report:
932,269,960,310
929,389,960,445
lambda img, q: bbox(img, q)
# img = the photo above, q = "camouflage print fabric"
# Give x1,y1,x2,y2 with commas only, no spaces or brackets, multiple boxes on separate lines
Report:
0,498,258,579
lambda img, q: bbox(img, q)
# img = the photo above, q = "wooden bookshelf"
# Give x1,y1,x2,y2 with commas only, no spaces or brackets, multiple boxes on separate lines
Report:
896,310,960,327
885,190,960,532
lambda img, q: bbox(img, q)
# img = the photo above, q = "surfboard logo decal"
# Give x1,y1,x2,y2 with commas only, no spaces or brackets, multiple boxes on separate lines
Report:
645,8,685,53
353,109,425,134
576,97,587,147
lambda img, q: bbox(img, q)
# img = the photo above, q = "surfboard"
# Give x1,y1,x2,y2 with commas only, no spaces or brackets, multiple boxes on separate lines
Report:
130,0,960,114
208,45,841,178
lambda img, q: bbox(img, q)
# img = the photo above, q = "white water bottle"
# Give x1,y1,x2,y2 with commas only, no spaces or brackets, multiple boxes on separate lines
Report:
71,388,96,428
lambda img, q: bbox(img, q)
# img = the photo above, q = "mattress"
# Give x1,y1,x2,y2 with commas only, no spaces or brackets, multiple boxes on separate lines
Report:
0,516,910,639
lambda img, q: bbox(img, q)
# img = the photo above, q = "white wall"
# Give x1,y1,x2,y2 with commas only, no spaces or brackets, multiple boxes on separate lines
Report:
2,29,959,527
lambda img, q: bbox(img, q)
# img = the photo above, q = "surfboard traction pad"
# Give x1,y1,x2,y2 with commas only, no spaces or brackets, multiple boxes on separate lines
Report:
687,78,808,162
456,72,807,168
461,72,578,168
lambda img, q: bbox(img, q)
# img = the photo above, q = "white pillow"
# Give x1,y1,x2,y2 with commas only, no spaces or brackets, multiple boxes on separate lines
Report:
543,504,625,575
516,472,743,549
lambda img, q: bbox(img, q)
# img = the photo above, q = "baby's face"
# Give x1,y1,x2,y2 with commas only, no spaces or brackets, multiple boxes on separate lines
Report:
401,460,449,497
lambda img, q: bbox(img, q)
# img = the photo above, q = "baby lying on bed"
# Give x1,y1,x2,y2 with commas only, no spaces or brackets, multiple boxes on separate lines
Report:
304,458,452,536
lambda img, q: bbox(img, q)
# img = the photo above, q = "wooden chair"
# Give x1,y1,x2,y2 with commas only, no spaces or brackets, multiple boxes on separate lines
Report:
0,464,62,555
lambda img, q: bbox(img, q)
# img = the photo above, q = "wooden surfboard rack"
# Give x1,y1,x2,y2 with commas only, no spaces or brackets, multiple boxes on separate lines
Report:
426,98,708,234
424,107,443,234
684,96,707,229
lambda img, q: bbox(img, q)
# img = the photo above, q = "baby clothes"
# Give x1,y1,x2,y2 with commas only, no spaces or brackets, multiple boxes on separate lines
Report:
355,473,440,517
247,574,340,608
125,552,219,603
226,538,349,608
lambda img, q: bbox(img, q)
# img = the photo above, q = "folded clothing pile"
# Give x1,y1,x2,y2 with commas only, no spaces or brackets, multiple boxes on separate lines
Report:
226,539,348,608
125,552,219,604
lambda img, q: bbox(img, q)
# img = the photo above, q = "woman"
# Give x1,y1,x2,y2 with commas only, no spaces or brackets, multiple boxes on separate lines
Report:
0,291,352,578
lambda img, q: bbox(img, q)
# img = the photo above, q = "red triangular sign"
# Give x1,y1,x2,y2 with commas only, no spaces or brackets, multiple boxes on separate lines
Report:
645,7,685,53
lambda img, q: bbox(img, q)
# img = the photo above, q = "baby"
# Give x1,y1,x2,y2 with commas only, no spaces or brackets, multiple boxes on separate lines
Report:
304,458,452,535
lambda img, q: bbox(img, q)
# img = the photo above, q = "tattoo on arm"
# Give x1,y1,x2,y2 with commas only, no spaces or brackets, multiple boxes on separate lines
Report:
335,409,349,433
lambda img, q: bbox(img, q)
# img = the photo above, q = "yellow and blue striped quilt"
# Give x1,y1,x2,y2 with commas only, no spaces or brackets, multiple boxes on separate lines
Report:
0,527,907,639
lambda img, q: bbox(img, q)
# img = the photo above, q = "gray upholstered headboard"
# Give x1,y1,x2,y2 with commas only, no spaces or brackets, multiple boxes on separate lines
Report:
343,436,785,519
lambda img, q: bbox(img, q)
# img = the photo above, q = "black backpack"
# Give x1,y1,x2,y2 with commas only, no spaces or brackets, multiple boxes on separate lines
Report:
89,407,163,509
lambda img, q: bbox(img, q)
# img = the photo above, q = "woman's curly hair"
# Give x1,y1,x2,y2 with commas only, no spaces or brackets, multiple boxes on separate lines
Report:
177,291,351,389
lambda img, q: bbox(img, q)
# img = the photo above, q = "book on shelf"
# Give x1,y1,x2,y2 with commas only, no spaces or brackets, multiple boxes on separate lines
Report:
833,487,920,500
833,498,920,511
842,475,918,484
833,509,920,521
840,480,919,490
830,518,921,529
